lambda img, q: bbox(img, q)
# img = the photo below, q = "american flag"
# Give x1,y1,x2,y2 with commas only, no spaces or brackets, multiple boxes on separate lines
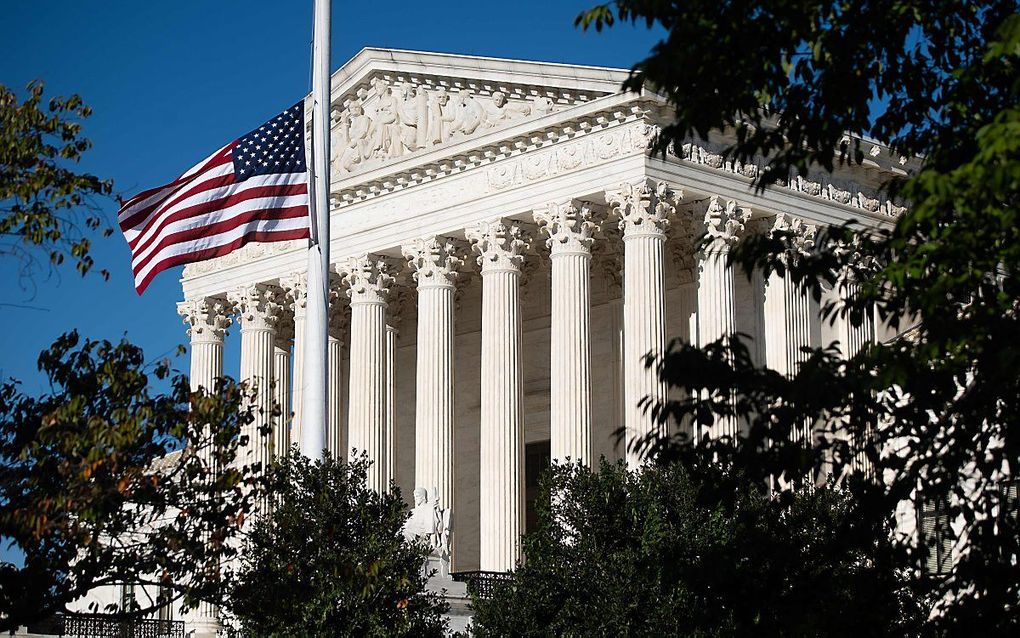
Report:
119,101,311,293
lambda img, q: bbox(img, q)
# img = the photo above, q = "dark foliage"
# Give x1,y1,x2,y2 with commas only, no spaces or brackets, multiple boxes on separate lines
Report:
0,332,260,631
0,82,113,289
472,460,922,636
579,1,1020,632
228,452,448,638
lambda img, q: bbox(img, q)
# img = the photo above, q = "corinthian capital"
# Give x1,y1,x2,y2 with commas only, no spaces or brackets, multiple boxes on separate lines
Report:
401,236,464,288
605,179,682,238
177,297,232,342
466,219,531,274
770,213,817,265
533,200,599,256
227,284,284,331
279,272,308,319
704,196,751,250
338,255,397,305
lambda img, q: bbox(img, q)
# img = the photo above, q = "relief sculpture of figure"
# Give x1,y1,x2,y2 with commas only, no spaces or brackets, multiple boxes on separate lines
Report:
395,83,429,152
370,77,403,159
336,100,372,172
481,90,531,128
449,89,484,138
531,95,555,116
426,88,457,146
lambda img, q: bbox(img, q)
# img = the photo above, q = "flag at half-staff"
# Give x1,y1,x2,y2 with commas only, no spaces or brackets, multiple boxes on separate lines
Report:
118,101,311,293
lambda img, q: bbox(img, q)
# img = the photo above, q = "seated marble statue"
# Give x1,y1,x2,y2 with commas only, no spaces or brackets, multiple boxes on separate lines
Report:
403,487,452,578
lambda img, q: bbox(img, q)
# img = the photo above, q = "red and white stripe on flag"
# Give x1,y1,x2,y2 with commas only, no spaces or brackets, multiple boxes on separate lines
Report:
118,102,311,294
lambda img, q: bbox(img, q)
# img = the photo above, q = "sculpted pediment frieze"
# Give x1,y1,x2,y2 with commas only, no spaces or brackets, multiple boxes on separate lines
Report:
330,73,598,177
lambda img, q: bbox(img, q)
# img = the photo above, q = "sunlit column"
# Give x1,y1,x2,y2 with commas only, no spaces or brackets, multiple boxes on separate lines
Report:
176,297,231,637
606,180,680,469
339,255,395,492
228,284,283,471
402,237,463,511
467,219,530,572
697,197,750,439
534,201,598,465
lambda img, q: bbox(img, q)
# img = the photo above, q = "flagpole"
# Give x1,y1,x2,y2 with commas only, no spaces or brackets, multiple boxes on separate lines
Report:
301,0,331,459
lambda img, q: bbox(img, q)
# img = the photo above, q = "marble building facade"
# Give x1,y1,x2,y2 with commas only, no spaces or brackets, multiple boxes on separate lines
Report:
166,48,911,631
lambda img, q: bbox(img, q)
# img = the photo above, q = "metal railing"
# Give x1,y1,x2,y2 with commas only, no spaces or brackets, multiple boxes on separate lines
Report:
30,615,186,638
451,570,514,599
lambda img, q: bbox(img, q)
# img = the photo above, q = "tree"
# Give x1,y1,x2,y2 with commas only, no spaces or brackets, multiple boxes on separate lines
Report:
0,82,113,289
0,332,261,631
578,1,1020,632
471,460,922,636
228,452,448,638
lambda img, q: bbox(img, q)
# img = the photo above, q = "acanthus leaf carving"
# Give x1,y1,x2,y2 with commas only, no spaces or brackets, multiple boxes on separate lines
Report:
703,196,751,251
533,200,599,255
401,236,465,288
466,219,531,273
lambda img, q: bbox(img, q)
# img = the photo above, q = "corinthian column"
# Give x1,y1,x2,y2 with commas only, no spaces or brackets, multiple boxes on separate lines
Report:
280,274,306,450
402,237,463,511
467,219,530,573
534,201,598,465
327,281,347,459
272,331,292,458
339,255,395,492
764,214,821,377
228,284,282,471
698,196,750,439
178,298,231,393
176,297,231,638
606,180,681,469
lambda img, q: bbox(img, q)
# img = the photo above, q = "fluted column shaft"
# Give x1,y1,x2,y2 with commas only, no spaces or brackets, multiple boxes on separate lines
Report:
282,276,307,450
341,256,394,493
272,343,291,457
535,202,597,465
413,281,455,504
607,181,680,469
177,298,230,637
697,197,750,439
622,230,667,465
327,332,345,457
385,324,398,490
403,238,464,508
764,273,820,376
468,220,529,573
230,285,281,472
837,283,874,359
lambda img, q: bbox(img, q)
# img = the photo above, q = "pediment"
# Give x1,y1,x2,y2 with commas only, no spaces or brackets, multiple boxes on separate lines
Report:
327,48,632,179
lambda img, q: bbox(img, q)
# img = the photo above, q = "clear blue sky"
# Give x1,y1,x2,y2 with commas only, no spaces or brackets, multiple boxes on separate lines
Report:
0,0,662,393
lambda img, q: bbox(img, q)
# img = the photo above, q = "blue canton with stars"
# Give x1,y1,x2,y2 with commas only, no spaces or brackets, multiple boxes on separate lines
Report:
232,101,307,181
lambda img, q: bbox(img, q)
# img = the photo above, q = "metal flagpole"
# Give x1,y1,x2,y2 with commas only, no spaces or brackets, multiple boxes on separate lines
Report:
301,0,331,459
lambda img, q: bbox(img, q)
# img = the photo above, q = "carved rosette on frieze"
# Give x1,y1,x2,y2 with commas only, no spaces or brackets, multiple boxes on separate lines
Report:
605,179,683,238
466,219,532,274
177,297,232,342
401,236,465,289
703,196,751,252
533,200,600,256
337,255,398,305
227,284,284,331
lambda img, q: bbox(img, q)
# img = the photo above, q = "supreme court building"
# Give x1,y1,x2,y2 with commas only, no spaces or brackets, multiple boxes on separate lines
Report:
132,48,912,633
